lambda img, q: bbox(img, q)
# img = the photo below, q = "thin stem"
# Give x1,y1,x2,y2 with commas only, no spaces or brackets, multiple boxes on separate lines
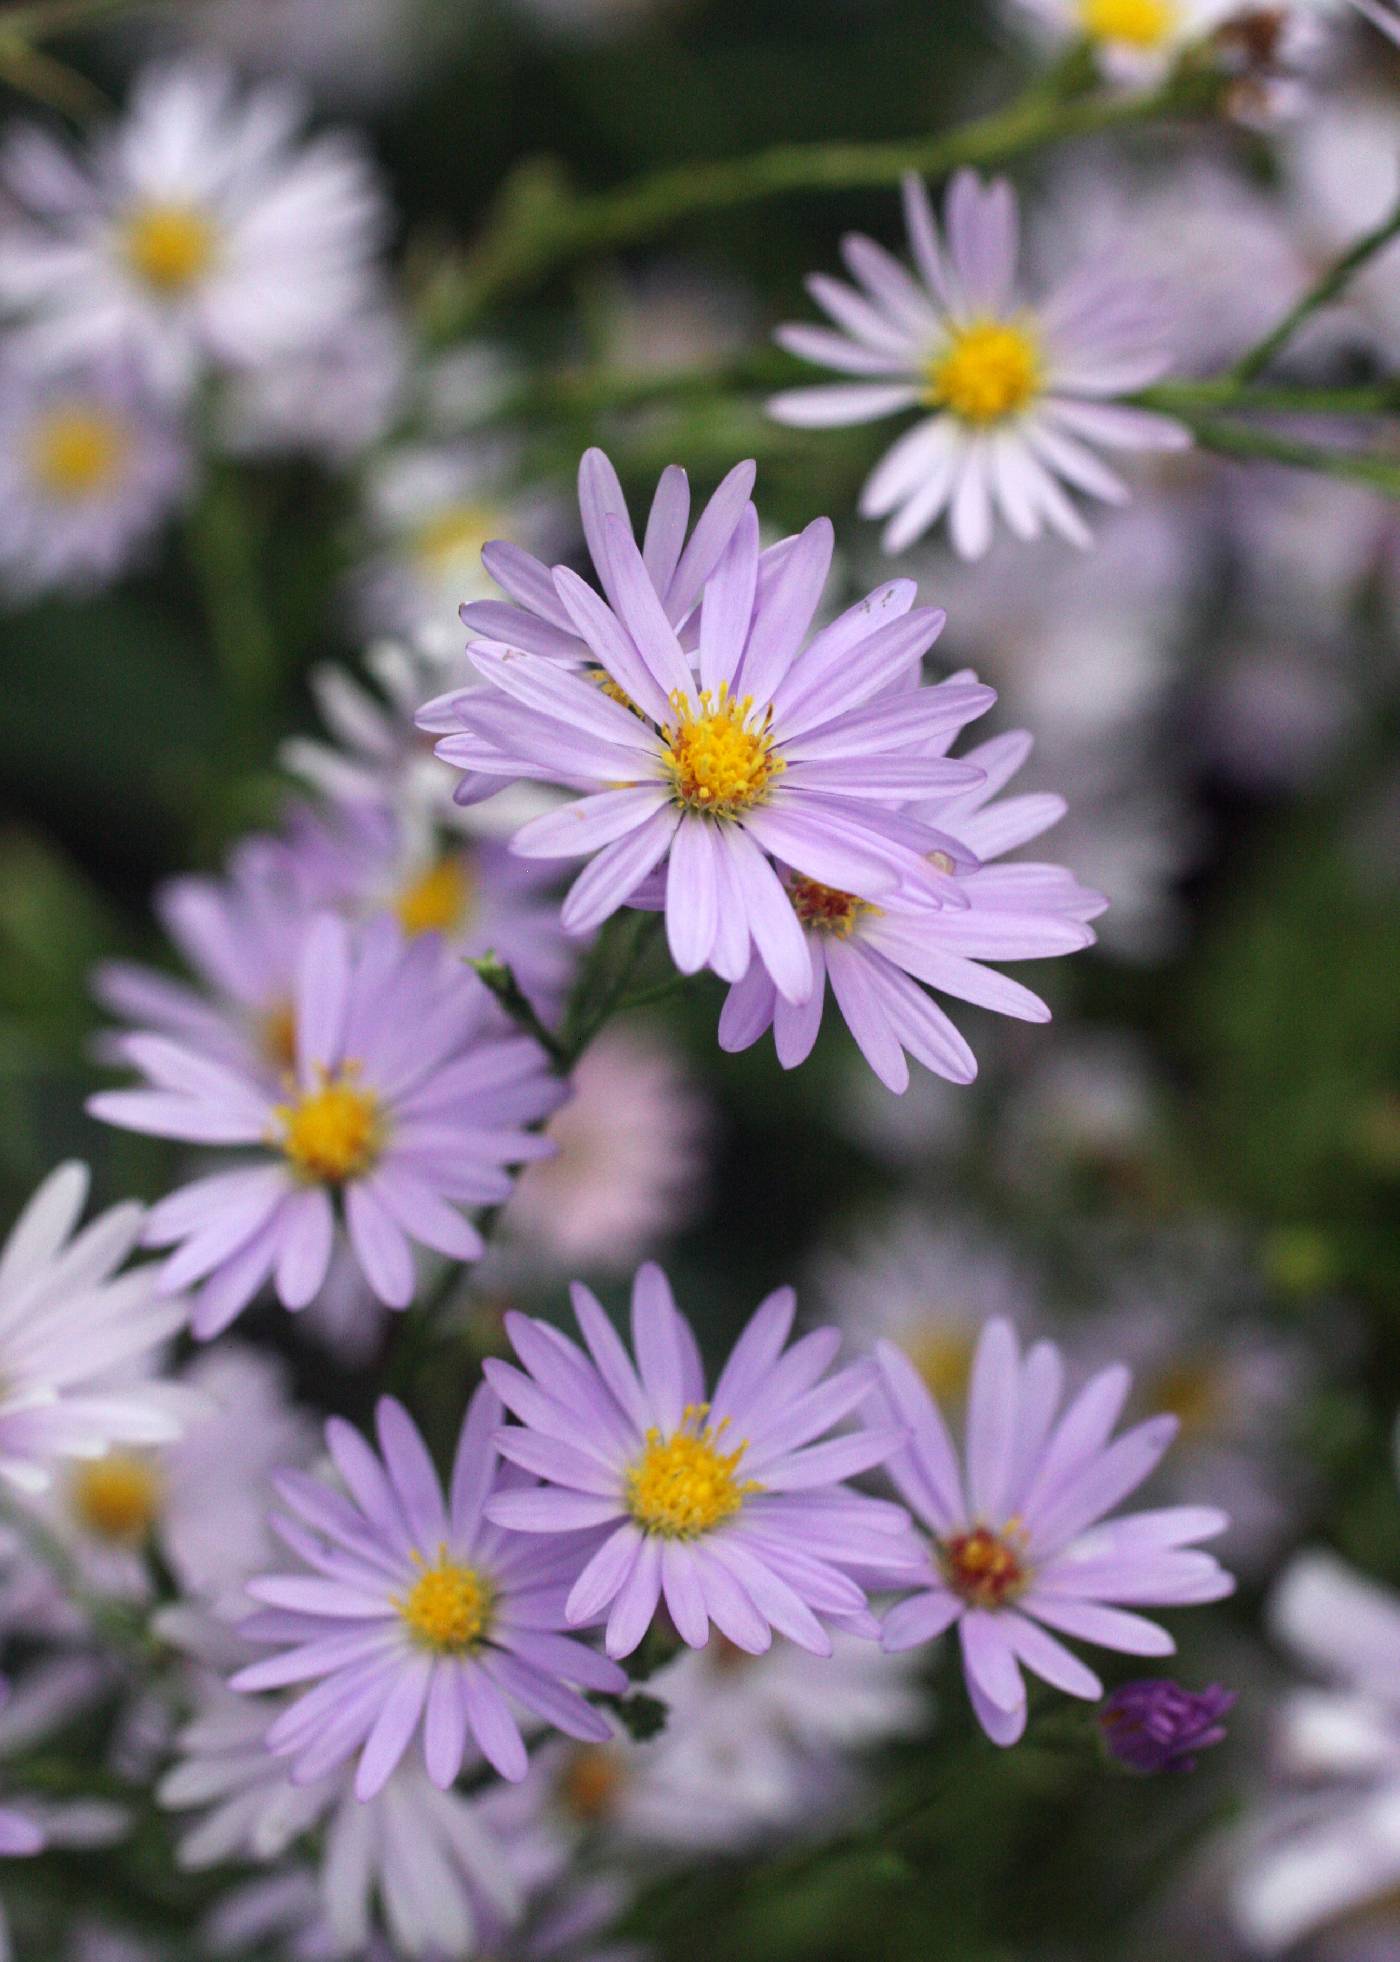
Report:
560,911,664,1063
0,1496,165,1671
1231,194,1400,385
468,953,568,1065
1181,415,1400,495
1138,379,1400,418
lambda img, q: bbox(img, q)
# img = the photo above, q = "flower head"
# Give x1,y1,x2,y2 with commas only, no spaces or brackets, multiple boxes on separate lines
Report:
484,1263,924,1659
89,913,563,1333
770,169,1189,557
1007,0,1237,85
878,1318,1233,1744
1098,1678,1235,1772
231,1387,626,1797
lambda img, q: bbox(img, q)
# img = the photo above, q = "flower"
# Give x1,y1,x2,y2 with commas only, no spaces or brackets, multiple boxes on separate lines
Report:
1005,0,1237,86
716,715,1105,1089
1353,0,1400,40
0,359,187,600
877,1318,1234,1745
0,1163,190,1495
769,169,1188,557
220,307,408,463
89,913,564,1333
231,1387,626,1797
0,59,388,400
484,1262,923,1659
433,482,996,1006
1098,1678,1235,1772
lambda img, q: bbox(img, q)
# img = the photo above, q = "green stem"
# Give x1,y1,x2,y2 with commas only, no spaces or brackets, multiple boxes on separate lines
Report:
559,911,664,1063
184,470,281,754
1181,416,1400,495
419,67,1227,338
0,1497,166,1671
468,953,568,1065
1231,195,1400,385
1139,379,1400,418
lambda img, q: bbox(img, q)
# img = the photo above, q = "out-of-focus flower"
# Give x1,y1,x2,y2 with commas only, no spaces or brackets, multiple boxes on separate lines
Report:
0,1656,128,1854
0,1163,189,1494
167,0,433,106
0,60,388,401
485,1263,923,1659
1352,0,1400,39
232,1387,626,1796
878,1318,1234,1745
504,1025,709,1270
1099,1678,1235,1772
716,718,1104,1091
90,914,563,1331
1005,0,1236,85
0,1678,44,1861
1281,89,1400,368
1232,1547,1400,1952
770,170,1188,557
0,360,188,599
220,308,408,463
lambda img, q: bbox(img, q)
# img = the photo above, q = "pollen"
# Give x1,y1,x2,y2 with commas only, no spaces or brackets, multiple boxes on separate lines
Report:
71,1454,162,1544
394,855,474,937
122,201,217,295
397,1548,490,1653
1078,0,1178,45
908,1328,975,1403
663,685,783,819
925,320,1042,426
941,1523,1030,1609
589,668,642,715
788,875,874,938
412,503,501,574
276,1069,381,1184
26,405,130,501
626,1405,759,1539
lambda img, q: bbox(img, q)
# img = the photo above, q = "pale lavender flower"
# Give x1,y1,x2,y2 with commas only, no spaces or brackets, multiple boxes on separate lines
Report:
90,914,564,1333
231,1387,626,1797
1005,0,1236,86
878,1318,1234,1745
220,307,408,463
717,716,1104,1089
1099,1678,1235,1773
484,1262,924,1660
770,169,1188,557
432,484,995,1006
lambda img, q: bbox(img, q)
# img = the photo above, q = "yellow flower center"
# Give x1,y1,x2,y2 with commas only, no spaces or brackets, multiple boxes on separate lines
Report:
261,1003,298,1074
1078,0,1178,46
907,1328,975,1403
559,1745,624,1823
397,1548,491,1653
925,320,1042,426
626,1405,758,1539
394,856,474,938
788,875,875,939
412,503,502,575
663,686,783,819
275,1069,381,1184
26,406,130,501
70,1454,162,1544
589,668,642,715
122,201,218,295
941,1523,1030,1609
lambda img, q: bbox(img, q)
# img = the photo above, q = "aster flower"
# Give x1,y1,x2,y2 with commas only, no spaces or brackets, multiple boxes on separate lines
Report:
231,1387,627,1797
0,59,388,400
89,913,564,1333
0,359,187,600
1098,1678,1235,1773
484,1262,922,1660
877,1317,1234,1745
717,718,1105,1090
433,493,995,1005
1006,0,1237,85
0,1163,189,1495
769,169,1188,557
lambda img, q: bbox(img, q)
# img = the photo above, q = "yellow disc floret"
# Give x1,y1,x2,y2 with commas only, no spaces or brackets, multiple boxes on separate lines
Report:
71,1454,163,1544
122,201,218,295
626,1404,758,1539
397,1547,491,1652
26,405,130,501
1078,0,1178,46
788,875,875,939
925,320,1042,426
907,1328,976,1403
395,856,474,938
663,685,783,819
276,1068,381,1184
941,1522,1030,1609
412,504,501,575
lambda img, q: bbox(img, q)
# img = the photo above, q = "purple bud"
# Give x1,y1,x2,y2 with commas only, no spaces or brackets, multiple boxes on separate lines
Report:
1098,1680,1236,1774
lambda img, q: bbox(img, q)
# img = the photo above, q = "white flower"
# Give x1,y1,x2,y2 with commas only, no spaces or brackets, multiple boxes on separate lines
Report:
1005,0,1237,87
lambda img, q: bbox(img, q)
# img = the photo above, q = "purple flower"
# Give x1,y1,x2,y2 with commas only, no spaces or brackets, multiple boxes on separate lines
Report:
769,169,1188,557
429,469,995,1006
89,913,563,1334
1098,1678,1235,1773
483,1262,924,1660
717,719,1105,1090
231,1387,627,1799
878,1318,1234,1745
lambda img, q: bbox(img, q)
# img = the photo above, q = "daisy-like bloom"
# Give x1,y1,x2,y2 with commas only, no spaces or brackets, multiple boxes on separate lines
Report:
0,59,388,400
433,491,995,1006
1006,0,1236,85
769,169,1189,558
231,1387,627,1798
220,306,408,463
483,1262,922,1660
1098,1677,1234,1773
0,359,187,600
718,718,1105,1091
877,1318,1234,1746
0,1163,190,1495
89,913,564,1334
